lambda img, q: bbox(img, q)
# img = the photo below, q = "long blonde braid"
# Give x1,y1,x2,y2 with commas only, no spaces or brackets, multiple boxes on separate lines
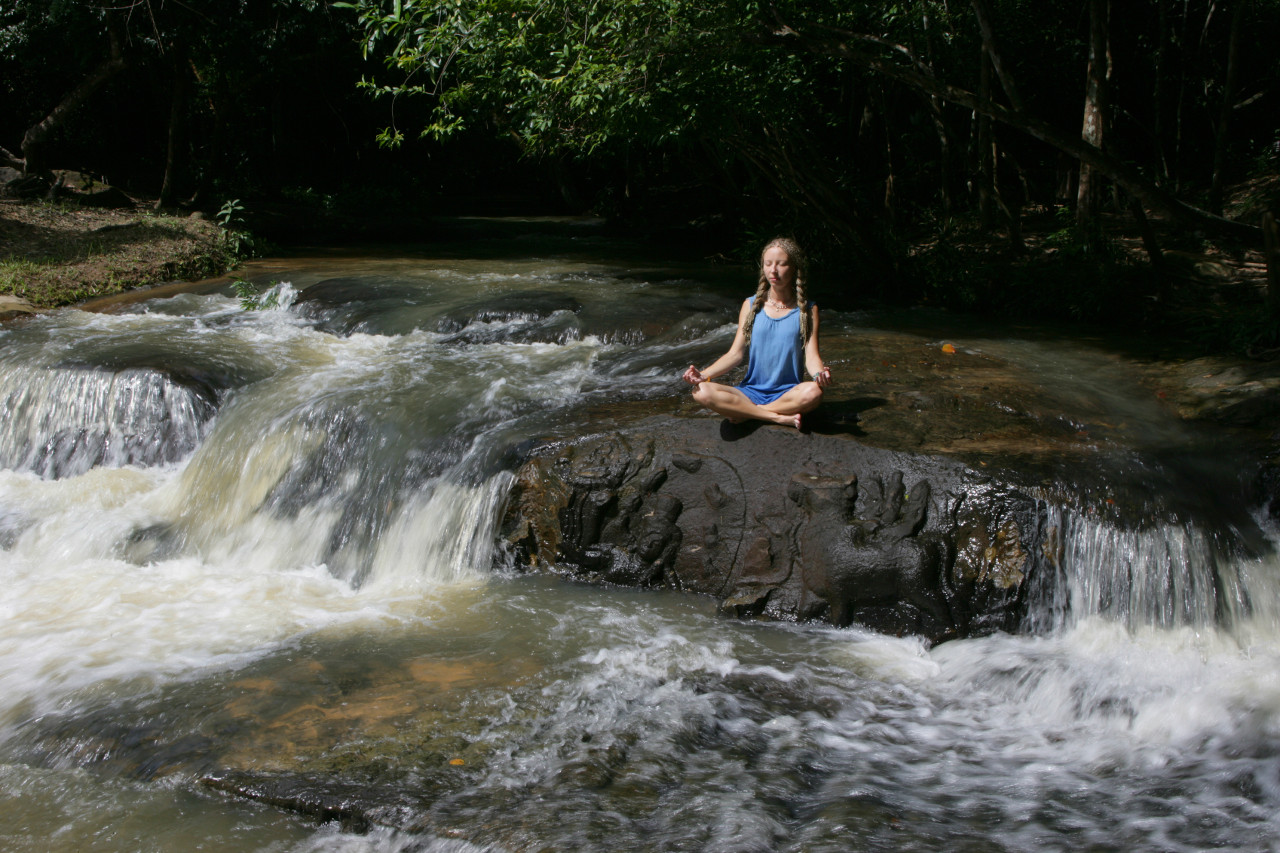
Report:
741,237,810,350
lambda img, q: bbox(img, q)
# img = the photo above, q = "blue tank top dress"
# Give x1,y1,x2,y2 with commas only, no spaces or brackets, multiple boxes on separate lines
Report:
738,299,805,405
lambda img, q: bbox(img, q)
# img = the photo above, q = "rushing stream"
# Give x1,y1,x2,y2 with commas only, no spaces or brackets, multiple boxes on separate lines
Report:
1,228,1278,852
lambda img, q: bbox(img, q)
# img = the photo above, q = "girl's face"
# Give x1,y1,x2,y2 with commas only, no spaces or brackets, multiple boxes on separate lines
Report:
762,246,796,290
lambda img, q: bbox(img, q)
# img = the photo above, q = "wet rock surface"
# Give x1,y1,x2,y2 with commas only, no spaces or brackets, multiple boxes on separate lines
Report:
501,320,1280,642
502,418,1049,642
0,294,36,323
292,276,432,336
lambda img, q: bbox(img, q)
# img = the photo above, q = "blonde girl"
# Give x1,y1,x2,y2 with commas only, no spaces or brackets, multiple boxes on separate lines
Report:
682,237,831,428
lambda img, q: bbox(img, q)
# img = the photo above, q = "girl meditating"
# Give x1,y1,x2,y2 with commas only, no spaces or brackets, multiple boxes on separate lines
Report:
682,237,832,429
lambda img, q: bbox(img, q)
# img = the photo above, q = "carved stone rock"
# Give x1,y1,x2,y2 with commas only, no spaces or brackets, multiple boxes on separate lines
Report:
501,417,1053,643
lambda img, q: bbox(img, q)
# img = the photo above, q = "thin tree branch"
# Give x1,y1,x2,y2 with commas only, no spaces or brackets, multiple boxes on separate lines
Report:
969,0,1024,111
0,145,23,170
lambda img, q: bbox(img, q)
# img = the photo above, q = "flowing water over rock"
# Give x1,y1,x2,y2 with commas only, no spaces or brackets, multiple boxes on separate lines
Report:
1,226,1278,851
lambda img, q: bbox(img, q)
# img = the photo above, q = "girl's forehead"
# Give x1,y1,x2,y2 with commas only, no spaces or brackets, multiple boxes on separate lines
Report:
763,246,792,262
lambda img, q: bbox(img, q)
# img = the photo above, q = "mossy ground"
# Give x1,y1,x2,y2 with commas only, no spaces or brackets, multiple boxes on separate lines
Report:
0,198,236,309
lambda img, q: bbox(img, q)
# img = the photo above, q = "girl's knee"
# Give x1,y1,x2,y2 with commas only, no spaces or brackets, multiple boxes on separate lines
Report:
788,383,821,413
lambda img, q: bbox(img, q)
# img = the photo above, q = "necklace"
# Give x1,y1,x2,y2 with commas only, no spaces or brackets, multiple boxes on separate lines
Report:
766,297,794,310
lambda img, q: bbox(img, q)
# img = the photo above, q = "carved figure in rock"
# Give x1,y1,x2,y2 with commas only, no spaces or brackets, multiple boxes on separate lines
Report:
499,422,1039,643
681,238,832,428
784,470,953,636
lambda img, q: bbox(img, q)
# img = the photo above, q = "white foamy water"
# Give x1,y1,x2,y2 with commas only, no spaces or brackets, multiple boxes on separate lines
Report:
0,286,601,727
1,251,1278,852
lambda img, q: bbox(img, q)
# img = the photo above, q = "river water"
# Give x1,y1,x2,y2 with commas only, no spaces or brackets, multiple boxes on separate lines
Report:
1,229,1278,851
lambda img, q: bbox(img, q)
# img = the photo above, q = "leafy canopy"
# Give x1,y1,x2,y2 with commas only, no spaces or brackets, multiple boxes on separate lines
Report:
339,0,864,156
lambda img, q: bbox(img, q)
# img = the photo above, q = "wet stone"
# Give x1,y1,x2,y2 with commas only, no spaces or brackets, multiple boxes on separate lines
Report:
502,417,1042,643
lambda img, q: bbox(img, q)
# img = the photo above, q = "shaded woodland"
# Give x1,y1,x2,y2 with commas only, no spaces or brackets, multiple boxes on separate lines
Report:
3,0,1278,343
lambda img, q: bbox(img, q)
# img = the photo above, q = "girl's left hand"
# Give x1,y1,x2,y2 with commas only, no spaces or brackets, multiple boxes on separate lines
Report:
814,366,832,387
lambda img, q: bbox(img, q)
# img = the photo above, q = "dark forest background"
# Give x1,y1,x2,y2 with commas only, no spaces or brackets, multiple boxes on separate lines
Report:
3,0,1278,343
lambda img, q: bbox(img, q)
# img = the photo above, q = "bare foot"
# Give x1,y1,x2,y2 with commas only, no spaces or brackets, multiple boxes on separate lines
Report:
792,413,802,430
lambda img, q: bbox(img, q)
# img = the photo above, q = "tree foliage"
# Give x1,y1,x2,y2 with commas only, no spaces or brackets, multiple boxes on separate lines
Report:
345,0,1278,251
345,0,807,153
1,0,368,200
4,0,1276,316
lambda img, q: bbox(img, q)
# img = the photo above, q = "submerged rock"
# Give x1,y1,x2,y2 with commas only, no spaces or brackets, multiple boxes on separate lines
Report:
202,772,430,833
434,290,583,333
501,417,1051,643
292,276,429,336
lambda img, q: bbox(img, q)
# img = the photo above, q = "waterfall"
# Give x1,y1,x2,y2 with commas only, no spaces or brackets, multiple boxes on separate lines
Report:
0,364,215,479
1024,503,1277,635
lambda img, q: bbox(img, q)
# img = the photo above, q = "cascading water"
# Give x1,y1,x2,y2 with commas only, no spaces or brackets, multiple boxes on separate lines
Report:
1023,505,1268,634
0,364,214,478
0,241,1277,852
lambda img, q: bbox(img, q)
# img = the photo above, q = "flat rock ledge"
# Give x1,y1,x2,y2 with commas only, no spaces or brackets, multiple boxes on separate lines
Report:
501,416,1053,644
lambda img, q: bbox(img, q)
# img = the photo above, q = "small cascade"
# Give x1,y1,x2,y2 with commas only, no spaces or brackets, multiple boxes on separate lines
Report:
0,365,216,479
363,472,516,589
118,393,517,587
1024,504,1272,634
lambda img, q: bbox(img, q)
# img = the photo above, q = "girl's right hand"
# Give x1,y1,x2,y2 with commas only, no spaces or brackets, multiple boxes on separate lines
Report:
682,365,705,385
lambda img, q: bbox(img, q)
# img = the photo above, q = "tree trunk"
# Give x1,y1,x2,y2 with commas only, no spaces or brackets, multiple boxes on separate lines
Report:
1265,212,1279,318
1130,198,1169,299
19,22,129,174
919,0,953,223
969,0,1023,110
187,59,225,206
1077,0,1111,225
270,86,285,192
157,45,190,210
999,148,1026,253
969,0,1021,243
1153,0,1172,181
879,85,897,224
1172,0,1194,191
1208,0,1243,216
977,45,997,229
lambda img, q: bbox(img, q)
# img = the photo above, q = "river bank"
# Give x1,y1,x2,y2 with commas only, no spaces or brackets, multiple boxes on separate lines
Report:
4,193,1276,353
0,197,233,314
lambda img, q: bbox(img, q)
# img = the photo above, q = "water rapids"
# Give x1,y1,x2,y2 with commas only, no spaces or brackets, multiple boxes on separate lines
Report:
0,241,1277,852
